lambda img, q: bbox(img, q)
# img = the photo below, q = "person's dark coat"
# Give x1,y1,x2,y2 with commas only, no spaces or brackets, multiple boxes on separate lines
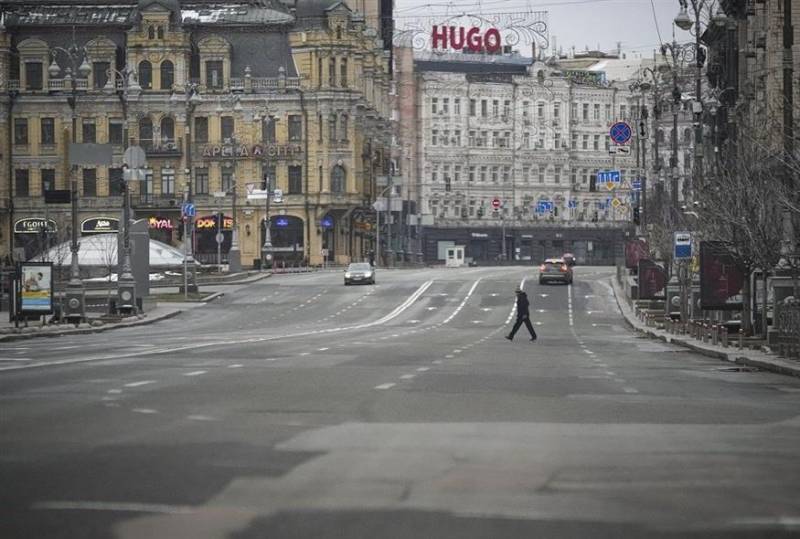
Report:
516,291,530,318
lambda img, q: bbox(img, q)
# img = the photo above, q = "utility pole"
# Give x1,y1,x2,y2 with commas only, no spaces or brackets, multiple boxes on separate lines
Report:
781,0,795,265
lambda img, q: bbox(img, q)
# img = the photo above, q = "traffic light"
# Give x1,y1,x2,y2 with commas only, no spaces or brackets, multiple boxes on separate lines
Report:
633,207,641,225
261,173,268,191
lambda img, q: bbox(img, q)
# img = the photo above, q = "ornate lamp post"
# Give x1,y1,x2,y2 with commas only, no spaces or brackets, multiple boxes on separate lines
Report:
103,65,140,313
253,102,277,270
48,37,91,322
217,93,243,272
169,83,201,298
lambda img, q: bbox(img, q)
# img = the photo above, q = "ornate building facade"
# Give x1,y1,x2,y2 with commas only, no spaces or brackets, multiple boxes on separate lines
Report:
399,49,638,264
0,0,392,267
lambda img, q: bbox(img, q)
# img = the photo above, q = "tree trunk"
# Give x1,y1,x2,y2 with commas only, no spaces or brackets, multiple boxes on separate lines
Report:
742,267,752,336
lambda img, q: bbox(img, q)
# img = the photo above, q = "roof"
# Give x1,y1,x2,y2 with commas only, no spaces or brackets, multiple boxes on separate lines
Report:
182,5,293,25
8,5,137,25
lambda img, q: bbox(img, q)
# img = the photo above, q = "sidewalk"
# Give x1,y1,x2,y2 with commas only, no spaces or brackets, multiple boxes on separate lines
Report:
610,277,800,379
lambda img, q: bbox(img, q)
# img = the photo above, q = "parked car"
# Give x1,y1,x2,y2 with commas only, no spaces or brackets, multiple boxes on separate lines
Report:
561,253,576,267
539,258,573,285
344,262,376,285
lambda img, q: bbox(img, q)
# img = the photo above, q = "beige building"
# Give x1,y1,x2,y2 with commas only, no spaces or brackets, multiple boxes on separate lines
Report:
0,0,393,267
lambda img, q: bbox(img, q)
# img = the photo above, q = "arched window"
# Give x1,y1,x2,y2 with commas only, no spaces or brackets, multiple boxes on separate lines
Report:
160,117,175,145
138,117,153,149
331,165,346,193
336,25,342,39
160,60,174,90
157,26,164,39
138,60,152,89
148,26,155,39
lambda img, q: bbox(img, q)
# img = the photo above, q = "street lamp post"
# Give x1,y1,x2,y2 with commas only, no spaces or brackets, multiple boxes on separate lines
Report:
218,93,243,272
104,65,140,313
170,83,201,296
48,36,91,322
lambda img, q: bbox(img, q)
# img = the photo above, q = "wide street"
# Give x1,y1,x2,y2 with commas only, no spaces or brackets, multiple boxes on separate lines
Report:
2,266,800,538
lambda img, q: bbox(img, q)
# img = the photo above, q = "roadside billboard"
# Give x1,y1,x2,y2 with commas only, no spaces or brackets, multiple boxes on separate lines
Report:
700,241,744,311
637,259,666,300
19,262,54,314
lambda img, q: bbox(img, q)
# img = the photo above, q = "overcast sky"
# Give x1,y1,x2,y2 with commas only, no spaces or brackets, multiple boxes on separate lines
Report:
393,0,687,59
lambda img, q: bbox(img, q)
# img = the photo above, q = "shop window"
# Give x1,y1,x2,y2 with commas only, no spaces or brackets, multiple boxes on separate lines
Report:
83,168,97,197
40,118,55,145
160,60,174,90
139,60,152,89
15,169,29,196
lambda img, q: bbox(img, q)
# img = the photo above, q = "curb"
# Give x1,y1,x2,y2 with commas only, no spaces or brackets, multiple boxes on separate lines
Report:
0,309,183,343
609,277,800,379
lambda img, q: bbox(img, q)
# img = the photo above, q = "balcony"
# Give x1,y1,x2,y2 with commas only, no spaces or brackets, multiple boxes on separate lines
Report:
133,193,182,209
142,138,183,158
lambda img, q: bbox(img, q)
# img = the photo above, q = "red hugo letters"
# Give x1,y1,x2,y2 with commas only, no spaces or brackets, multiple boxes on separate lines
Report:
431,25,502,53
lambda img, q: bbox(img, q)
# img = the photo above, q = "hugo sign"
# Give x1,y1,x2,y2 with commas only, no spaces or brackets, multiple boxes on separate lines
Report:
431,25,502,53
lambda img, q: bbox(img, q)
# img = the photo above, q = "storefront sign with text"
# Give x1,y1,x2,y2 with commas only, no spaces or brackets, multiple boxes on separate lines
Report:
431,25,502,53
200,143,303,161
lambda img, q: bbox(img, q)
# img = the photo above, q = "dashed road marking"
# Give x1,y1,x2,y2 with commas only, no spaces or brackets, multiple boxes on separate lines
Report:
374,383,396,390
124,380,156,388
183,370,207,377
132,408,158,414
400,374,416,380
416,367,430,372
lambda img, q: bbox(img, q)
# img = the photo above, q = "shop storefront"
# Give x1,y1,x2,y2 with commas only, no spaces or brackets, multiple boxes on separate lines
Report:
194,214,233,265
145,215,177,245
81,217,120,236
13,218,58,261
261,215,304,265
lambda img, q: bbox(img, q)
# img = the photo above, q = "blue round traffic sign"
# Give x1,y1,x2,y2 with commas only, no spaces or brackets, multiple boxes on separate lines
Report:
610,122,632,145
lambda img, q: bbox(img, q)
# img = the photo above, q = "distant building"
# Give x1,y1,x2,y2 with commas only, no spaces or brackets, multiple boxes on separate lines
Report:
394,47,637,264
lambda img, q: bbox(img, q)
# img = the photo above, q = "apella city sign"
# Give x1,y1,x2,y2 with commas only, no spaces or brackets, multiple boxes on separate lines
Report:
431,25,502,53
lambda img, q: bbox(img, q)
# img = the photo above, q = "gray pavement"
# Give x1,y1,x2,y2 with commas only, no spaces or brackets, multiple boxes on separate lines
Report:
611,276,800,378
2,266,800,538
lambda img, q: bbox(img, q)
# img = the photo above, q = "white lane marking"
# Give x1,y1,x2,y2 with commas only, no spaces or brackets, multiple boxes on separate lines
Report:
539,294,549,298
187,415,216,421
400,374,416,380
32,501,194,515
374,383,396,390
318,347,329,351
299,352,311,356
453,349,462,354
265,358,280,362
0,357,32,362
441,279,481,324
408,320,420,324
536,309,547,313
124,380,156,388
481,308,492,312
583,349,594,355
132,408,158,414
107,389,122,394
432,360,443,364
416,367,430,372
605,371,617,376
472,320,483,324
445,354,454,359
427,307,437,311
568,284,574,327
228,364,243,369
183,370,207,377
623,387,639,394
3,281,435,373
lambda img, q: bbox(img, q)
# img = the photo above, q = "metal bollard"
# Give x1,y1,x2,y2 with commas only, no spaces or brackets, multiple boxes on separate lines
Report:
712,325,719,346
738,329,744,350
721,326,728,348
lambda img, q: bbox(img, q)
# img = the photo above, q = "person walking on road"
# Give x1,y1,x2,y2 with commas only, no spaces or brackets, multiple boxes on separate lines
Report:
506,287,537,341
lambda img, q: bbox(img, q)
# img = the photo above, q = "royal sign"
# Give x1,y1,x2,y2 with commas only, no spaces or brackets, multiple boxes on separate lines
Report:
431,25,502,53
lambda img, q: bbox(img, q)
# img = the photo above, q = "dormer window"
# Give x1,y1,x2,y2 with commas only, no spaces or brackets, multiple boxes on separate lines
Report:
148,26,155,39
24,61,43,90
336,25,342,39
206,60,223,89
157,26,164,39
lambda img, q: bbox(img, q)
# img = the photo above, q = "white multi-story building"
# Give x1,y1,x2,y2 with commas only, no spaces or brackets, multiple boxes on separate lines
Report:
403,50,638,263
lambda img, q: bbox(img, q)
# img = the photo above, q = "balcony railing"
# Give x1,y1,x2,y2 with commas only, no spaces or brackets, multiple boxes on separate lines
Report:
134,193,182,208
141,138,183,157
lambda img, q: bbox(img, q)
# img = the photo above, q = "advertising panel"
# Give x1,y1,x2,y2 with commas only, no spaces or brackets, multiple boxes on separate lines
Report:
637,259,666,300
625,239,649,270
19,262,54,314
700,241,745,311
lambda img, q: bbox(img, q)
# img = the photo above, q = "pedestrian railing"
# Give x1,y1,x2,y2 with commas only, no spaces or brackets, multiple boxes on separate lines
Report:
775,302,800,360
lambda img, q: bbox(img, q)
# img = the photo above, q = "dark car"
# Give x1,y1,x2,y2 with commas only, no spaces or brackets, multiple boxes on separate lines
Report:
344,262,376,285
539,258,573,285
562,253,576,267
